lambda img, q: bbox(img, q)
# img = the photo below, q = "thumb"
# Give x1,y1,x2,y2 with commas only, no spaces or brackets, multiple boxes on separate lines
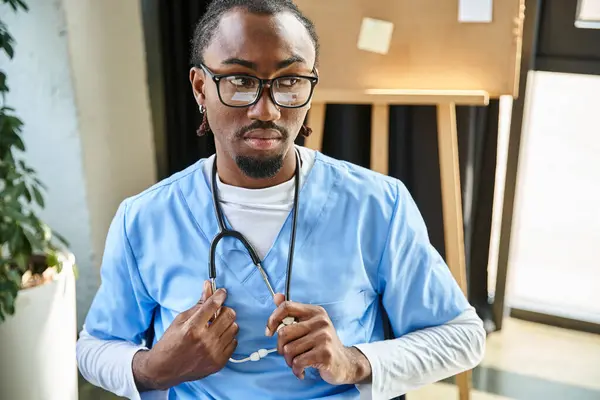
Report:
273,293,286,307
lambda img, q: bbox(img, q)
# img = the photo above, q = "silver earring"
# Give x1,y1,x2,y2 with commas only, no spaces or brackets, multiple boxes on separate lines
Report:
199,104,205,114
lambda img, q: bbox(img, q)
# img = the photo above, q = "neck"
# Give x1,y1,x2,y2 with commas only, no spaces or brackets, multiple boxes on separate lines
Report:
216,148,297,189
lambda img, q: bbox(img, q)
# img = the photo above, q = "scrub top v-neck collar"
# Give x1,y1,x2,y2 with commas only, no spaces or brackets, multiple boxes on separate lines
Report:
177,150,342,304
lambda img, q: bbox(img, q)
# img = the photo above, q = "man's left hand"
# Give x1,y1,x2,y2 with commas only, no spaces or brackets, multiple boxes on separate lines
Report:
266,294,372,385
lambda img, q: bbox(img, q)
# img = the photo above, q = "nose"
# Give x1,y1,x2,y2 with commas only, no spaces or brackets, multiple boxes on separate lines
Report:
247,86,280,122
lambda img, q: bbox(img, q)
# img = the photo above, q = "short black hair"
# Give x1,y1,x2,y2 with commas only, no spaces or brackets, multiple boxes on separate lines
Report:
190,0,320,68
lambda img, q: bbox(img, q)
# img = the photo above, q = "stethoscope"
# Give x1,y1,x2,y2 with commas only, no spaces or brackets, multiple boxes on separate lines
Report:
209,149,301,363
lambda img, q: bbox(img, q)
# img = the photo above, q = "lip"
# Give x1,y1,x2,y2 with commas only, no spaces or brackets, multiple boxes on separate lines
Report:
243,137,282,151
242,129,282,140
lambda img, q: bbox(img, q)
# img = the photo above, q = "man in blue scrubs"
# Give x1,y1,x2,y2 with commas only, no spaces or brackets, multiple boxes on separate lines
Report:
76,1,486,399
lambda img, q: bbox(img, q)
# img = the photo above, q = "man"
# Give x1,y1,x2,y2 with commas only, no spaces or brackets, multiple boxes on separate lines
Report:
76,1,486,399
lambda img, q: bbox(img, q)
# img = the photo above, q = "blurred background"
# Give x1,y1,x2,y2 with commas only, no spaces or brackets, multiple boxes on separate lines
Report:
1,0,599,399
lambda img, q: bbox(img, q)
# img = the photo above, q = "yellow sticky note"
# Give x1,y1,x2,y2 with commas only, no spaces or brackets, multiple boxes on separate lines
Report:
357,17,394,55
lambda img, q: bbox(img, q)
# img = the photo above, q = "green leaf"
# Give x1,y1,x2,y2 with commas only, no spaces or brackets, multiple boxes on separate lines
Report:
16,180,27,197
6,167,21,182
3,206,28,223
0,123,20,143
10,115,24,129
52,230,70,247
3,0,28,12
33,177,47,190
0,117,26,152
32,185,44,207
17,160,34,173
15,0,30,12
46,252,59,267
0,278,18,314
13,253,29,271
13,134,25,151
23,184,32,203
7,268,22,288
22,228,43,253
3,41,14,59
0,71,7,92
27,213,46,239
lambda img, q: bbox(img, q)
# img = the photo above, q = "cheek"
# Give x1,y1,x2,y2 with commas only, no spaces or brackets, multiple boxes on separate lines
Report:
207,105,245,136
284,110,309,131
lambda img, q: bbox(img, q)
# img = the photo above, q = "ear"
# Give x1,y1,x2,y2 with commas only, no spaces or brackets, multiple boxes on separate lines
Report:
189,67,207,106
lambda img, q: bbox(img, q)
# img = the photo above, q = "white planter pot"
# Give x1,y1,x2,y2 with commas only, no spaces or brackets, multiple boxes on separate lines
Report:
0,253,78,400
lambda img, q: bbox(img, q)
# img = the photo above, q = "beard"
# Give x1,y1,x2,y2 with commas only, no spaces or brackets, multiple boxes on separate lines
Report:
233,120,289,179
235,153,284,179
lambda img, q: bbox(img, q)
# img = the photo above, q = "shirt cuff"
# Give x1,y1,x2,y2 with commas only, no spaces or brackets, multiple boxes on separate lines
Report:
352,343,382,400
124,347,169,400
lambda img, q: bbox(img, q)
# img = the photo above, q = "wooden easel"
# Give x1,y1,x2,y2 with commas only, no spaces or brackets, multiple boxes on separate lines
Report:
304,89,490,400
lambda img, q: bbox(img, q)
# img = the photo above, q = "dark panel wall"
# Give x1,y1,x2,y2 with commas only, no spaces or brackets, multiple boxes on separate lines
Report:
536,1,600,75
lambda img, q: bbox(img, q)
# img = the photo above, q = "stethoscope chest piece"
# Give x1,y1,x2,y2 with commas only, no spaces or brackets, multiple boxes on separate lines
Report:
277,316,297,332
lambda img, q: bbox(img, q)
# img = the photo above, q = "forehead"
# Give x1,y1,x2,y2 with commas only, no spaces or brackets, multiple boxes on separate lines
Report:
204,8,316,73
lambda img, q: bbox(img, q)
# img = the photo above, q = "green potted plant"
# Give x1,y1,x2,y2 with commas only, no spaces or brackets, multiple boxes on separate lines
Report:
1,1,78,399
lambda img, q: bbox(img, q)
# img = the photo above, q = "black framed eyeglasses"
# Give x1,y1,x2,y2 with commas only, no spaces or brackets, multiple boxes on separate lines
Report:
198,64,319,109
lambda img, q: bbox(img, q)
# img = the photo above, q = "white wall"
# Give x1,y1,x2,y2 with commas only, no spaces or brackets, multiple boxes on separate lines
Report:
62,0,158,272
507,71,600,324
2,0,157,328
2,0,96,328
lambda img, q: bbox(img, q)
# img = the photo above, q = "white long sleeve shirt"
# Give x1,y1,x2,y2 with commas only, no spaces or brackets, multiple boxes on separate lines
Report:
77,147,486,399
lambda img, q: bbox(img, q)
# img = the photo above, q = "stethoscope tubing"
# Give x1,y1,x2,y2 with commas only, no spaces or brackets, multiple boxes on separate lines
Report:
208,148,301,302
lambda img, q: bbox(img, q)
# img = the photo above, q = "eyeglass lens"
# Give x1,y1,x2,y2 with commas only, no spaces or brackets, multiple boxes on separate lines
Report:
219,76,313,107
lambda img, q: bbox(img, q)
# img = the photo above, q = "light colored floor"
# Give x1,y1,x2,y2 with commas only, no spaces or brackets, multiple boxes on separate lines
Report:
480,317,600,391
409,383,513,400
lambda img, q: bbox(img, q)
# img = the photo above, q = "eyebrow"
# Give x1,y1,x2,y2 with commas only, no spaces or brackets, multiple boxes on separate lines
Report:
220,55,307,71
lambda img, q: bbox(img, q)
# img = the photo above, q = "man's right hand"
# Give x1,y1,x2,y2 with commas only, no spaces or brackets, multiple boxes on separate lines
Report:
132,280,239,391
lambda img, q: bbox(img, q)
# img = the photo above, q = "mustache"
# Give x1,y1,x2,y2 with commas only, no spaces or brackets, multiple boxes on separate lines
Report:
236,121,289,139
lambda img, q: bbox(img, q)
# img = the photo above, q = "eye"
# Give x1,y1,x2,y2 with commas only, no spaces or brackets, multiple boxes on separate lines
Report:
229,77,257,88
278,78,299,88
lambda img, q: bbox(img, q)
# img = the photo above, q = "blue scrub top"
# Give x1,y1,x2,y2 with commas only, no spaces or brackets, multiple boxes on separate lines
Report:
84,151,470,399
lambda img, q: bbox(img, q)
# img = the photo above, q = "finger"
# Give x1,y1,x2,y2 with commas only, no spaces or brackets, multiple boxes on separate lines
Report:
280,329,320,369
266,301,315,336
177,304,201,321
276,321,313,355
201,280,213,303
280,328,319,365
208,306,236,337
291,348,323,380
201,280,221,323
176,282,218,323
219,319,239,343
223,337,238,358
273,293,285,306
191,288,227,326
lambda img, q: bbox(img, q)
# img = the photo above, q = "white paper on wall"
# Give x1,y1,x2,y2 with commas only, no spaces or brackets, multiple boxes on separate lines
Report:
458,0,494,23
357,17,394,55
